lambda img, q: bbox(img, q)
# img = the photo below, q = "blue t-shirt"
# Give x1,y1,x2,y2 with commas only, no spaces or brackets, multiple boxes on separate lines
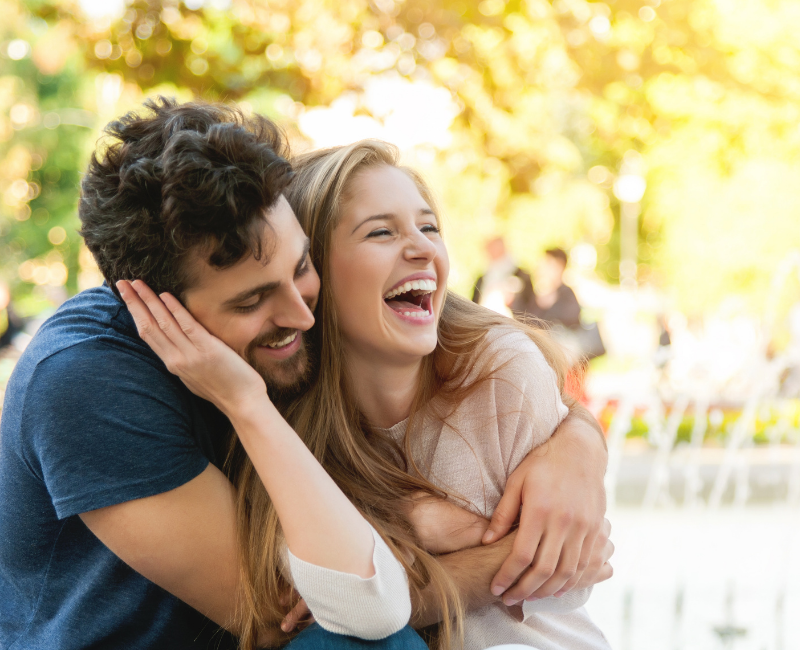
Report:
0,285,237,649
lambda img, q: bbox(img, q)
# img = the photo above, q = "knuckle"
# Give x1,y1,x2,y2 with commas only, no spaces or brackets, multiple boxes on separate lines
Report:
556,510,575,529
532,503,552,518
555,566,576,581
535,561,557,578
577,558,590,572
513,546,535,566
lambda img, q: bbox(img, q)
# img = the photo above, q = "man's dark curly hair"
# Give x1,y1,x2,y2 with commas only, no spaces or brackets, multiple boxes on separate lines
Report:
79,96,294,299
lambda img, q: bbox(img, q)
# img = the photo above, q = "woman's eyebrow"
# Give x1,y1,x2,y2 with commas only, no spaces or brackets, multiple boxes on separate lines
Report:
351,213,393,235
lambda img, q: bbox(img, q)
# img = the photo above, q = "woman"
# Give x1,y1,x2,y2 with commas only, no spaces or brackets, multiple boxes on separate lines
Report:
268,140,611,650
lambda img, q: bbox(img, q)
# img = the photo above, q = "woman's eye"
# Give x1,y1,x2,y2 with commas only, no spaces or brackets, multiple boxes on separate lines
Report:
366,228,392,238
421,224,440,234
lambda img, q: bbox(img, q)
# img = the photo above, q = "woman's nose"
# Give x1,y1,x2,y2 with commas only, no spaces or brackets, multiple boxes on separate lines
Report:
404,229,437,262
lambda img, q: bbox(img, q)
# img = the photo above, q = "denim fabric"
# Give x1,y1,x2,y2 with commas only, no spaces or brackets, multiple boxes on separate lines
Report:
287,624,428,650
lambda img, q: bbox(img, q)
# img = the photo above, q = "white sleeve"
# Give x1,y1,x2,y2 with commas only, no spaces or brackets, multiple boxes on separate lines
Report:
286,524,411,639
522,586,592,617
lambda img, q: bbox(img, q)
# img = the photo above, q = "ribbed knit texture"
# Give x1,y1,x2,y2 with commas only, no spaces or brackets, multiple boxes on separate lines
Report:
286,525,412,639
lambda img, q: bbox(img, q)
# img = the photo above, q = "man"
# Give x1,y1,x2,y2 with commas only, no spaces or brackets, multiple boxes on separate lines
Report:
471,236,537,320
531,247,581,329
0,98,610,649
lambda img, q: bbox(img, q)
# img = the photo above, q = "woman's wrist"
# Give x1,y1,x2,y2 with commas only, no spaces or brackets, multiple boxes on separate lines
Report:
222,391,276,430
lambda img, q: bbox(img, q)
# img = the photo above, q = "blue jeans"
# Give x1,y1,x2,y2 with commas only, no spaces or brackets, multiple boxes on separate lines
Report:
285,623,427,649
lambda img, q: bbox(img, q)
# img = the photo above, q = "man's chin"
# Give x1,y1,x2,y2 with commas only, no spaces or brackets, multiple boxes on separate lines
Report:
248,347,312,402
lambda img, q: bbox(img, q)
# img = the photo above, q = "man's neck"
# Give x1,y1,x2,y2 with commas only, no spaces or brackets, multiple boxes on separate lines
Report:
345,348,421,429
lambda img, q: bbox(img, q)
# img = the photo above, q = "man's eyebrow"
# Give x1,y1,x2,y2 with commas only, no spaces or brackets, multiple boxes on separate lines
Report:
222,238,310,308
294,238,311,276
222,281,281,308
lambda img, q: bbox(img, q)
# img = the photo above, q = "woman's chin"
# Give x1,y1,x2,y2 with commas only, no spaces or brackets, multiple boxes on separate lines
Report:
390,330,438,360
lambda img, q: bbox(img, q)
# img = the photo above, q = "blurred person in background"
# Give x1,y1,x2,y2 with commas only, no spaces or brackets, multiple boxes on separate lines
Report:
532,249,604,401
531,248,581,329
471,236,536,319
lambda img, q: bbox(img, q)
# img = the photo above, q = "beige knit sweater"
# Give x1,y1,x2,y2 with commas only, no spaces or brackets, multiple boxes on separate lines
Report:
381,326,611,650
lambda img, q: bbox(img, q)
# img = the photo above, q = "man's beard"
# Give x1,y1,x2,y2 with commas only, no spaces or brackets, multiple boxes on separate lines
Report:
244,328,314,403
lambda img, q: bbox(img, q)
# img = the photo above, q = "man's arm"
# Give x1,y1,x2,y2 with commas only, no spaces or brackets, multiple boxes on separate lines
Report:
411,516,613,628
80,464,286,646
481,405,608,604
411,532,518,628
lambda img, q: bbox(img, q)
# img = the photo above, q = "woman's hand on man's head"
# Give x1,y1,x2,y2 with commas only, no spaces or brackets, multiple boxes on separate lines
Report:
481,411,610,605
117,280,269,418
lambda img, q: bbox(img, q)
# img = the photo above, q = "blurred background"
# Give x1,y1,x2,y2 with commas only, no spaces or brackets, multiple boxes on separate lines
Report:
1,0,800,648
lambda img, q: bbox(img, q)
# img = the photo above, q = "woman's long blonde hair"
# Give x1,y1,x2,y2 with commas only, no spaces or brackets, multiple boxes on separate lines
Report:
228,140,573,649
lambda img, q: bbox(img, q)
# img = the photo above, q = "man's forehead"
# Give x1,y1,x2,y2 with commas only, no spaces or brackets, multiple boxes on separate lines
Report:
186,213,306,296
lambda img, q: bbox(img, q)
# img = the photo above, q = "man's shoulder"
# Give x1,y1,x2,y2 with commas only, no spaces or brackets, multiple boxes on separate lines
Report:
4,286,176,416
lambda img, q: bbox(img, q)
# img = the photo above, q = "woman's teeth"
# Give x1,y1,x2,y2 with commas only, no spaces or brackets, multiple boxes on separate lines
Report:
383,279,437,299
401,310,431,318
267,331,297,348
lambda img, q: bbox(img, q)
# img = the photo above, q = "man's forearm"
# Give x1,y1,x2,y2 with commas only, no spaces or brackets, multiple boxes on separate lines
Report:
560,399,607,453
411,531,517,628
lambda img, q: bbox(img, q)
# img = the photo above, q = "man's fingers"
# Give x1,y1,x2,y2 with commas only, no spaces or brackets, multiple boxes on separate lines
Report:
482,475,522,545
281,599,312,633
572,530,615,591
528,528,586,599
489,520,543,598
554,519,602,595
502,528,567,603
596,561,613,583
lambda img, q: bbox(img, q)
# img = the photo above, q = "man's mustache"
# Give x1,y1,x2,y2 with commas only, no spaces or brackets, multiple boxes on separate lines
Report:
251,327,300,349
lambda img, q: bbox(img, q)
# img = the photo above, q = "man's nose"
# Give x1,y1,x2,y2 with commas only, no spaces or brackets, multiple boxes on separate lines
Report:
274,283,316,332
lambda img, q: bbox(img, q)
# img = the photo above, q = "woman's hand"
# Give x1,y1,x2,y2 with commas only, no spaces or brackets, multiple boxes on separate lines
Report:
406,493,490,554
116,280,267,417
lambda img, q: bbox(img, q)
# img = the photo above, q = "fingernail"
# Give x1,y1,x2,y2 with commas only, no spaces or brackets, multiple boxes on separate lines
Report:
491,585,505,596
525,596,540,602
115,281,126,294
504,597,520,606
554,590,565,598
482,530,496,544
281,622,289,632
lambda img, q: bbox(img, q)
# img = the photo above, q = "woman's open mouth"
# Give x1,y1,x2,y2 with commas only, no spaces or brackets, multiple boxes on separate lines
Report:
383,279,436,321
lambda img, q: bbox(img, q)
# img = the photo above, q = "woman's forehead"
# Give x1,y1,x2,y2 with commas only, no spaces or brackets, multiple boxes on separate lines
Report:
343,165,429,213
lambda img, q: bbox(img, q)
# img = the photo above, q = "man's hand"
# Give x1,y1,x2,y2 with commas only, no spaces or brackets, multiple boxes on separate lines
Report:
569,518,614,592
482,409,608,604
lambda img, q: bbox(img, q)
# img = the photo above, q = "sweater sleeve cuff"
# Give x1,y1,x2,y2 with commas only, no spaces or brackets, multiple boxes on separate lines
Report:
286,525,411,640
521,586,593,618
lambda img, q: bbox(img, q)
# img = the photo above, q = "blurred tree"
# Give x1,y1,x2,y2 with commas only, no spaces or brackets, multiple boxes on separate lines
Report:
2,0,800,314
